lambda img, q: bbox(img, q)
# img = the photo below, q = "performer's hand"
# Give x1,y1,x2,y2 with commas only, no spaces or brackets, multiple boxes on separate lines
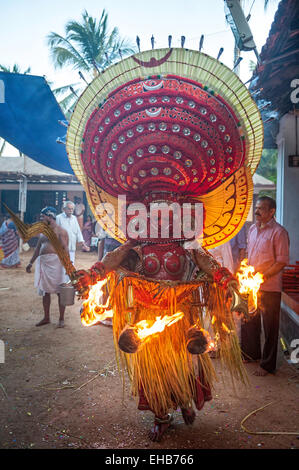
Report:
73,269,92,297
226,280,238,301
227,280,249,318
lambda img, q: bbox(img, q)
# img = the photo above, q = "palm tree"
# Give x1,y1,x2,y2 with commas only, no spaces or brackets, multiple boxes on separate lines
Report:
48,9,135,76
0,64,31,74
0,64,31,156
47,9,136,116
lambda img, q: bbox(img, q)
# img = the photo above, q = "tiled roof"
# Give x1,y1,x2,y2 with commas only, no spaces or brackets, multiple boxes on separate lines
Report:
254,0,299,116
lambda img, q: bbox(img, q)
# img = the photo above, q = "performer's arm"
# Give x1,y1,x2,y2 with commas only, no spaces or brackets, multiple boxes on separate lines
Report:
190,246,249,316
190,246,236,288
73,240,136,298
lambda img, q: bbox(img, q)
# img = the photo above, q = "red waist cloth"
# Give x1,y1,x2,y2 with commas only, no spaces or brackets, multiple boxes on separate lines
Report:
137,375,212,412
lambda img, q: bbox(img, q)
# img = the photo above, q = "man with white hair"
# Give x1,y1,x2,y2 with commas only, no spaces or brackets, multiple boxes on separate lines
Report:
56,201,84,267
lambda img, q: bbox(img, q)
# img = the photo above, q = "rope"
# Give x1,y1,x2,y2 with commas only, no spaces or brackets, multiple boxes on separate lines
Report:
241,401,299,436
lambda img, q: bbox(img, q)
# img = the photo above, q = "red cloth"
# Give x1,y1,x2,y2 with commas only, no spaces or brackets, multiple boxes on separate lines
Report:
137,375,212,412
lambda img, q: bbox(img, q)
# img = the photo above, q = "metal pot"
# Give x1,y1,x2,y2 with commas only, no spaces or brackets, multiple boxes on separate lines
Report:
58,283,75,306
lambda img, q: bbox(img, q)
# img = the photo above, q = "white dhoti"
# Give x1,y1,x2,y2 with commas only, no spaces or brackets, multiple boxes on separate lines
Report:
34,253,65,296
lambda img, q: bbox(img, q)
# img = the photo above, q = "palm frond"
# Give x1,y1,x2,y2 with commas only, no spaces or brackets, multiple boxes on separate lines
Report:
52,82,81,96
47,32,89,70
0,63,31,74
47,9,136,75
57,92,77,114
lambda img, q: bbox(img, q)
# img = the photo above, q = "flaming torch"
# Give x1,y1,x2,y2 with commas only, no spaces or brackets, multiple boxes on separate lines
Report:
81,279,113,326
236,259,264,312
118,312,184,353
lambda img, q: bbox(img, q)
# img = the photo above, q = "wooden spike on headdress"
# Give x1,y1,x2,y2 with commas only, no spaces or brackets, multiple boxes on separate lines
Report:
151,35,155,49
92,60,101,74
217,47,224,60
79,71,89,85
233,57,243,70
69,86,78,98
199,35,204,51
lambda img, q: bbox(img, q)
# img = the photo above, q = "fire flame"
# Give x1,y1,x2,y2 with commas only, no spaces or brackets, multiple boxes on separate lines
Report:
199,327,217,352
236,259,264,309
81,279,113,327
135,312,184,340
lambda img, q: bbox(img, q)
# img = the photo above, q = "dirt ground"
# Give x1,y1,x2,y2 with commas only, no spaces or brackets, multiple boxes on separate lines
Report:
0,249,298,450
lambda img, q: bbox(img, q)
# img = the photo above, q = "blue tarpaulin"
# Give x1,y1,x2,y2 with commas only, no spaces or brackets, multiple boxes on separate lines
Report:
0,72,73,174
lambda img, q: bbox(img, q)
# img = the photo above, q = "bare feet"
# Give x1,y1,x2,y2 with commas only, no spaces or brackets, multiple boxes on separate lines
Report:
253,366,268,376
149,414,173,442
181,407,196,425
35,318,50,327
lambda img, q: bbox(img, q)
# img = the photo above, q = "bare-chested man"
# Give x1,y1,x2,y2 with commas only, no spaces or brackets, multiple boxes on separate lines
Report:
26,207,69,328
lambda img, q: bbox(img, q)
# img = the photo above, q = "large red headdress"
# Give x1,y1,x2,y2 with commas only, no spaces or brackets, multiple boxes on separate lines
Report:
66,48,263,248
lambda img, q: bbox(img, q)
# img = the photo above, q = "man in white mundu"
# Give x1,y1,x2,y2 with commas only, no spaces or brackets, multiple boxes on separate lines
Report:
26,207,69,328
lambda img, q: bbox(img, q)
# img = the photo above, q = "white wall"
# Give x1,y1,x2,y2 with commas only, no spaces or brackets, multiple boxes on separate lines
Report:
276,113,299,264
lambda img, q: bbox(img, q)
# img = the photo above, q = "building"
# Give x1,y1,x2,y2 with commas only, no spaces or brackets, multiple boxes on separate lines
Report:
0,155,87,225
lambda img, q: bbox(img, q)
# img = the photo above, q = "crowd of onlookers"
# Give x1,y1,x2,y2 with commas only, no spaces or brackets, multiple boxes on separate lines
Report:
0,196,119,269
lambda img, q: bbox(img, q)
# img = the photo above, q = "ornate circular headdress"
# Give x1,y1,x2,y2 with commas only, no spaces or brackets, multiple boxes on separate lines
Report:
66,48,263,248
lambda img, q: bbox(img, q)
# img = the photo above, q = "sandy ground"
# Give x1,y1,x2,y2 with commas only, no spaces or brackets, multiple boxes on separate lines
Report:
0,249,298,450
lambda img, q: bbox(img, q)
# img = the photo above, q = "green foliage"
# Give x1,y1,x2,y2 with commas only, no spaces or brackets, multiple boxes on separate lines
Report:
0,64,31,74
47,9,136,76
257,148,278,184
248,59,256,73
47,9,136,115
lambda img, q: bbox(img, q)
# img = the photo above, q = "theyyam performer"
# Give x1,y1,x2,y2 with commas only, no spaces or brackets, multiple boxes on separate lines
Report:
8,47,263,442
